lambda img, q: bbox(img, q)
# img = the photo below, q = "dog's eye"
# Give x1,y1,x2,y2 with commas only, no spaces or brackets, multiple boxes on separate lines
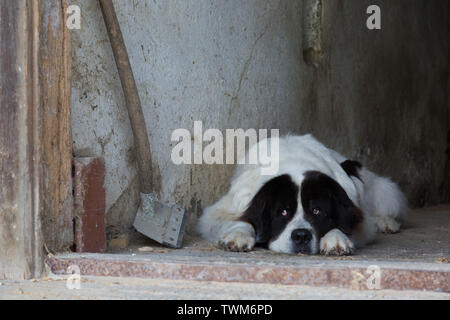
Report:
281,210,288,216
312,208,321,215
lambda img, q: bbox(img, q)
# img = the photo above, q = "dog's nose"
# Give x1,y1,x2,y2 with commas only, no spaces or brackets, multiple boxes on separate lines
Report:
291,229,312,245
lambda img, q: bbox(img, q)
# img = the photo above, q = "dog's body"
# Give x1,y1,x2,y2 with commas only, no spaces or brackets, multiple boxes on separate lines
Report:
197,134,408,255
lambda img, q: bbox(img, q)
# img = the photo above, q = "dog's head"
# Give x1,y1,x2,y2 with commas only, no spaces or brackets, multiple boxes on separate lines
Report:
240,172,363,254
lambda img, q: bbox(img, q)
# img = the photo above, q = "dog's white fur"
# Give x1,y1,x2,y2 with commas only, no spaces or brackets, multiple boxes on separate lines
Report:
197,134,408,255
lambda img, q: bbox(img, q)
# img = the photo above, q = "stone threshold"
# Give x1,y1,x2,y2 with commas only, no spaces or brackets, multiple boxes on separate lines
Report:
46,252,450,293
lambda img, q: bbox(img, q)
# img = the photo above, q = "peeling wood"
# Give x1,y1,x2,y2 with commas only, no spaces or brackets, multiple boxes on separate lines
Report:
39,0,73,252
0,0,43,280
0,0,73,280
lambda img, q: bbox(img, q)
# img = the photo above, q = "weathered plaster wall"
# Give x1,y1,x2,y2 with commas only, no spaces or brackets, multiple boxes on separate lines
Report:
71,0,449,238
306,0,450,207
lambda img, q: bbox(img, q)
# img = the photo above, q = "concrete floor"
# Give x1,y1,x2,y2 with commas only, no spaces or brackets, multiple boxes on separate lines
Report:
1,206,449,300
0,276,448,300
122,205,450,264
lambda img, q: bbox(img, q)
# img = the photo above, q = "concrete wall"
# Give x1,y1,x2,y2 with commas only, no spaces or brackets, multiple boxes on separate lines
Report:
307,0,450,207
71,0,449,238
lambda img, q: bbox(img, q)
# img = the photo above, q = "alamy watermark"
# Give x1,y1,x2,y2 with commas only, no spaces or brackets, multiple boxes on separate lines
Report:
367,5,381,30
66,5,81,30
366,265,382,290
66,4,381,31
171,121,280,176
352,265,382,290
66,265,81,290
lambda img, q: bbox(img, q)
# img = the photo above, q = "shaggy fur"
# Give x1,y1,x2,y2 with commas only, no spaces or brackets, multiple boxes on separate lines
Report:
197,134,408,255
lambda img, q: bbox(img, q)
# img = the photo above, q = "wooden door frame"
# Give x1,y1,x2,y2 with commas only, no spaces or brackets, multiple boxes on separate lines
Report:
0,0,72,280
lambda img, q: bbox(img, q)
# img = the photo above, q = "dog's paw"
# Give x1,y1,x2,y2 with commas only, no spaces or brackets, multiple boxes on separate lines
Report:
374,216,401,234
320,229,355,256
218,231,255,252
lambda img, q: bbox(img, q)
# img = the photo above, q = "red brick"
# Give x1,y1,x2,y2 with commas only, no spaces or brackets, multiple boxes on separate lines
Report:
73,158,107,253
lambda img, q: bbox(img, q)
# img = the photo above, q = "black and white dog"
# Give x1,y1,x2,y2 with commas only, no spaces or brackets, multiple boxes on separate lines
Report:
197,134,408,255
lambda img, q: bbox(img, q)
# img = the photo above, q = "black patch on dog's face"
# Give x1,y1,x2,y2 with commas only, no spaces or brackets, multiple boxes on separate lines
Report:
301,171,363,238
240,175,299,245
340,160,363,181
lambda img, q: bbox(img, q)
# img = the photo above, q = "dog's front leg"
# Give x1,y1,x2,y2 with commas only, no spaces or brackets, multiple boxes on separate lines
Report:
320,229,355,256
218,221,256,252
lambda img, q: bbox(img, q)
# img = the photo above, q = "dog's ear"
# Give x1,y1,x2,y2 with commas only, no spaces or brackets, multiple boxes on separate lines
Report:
240,192,271,244
330,183,363,235
240,175,298,244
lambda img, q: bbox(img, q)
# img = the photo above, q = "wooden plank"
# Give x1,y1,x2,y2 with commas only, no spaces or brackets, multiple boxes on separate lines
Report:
0,0,73,280
0,0,41,280
39,0,73,252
